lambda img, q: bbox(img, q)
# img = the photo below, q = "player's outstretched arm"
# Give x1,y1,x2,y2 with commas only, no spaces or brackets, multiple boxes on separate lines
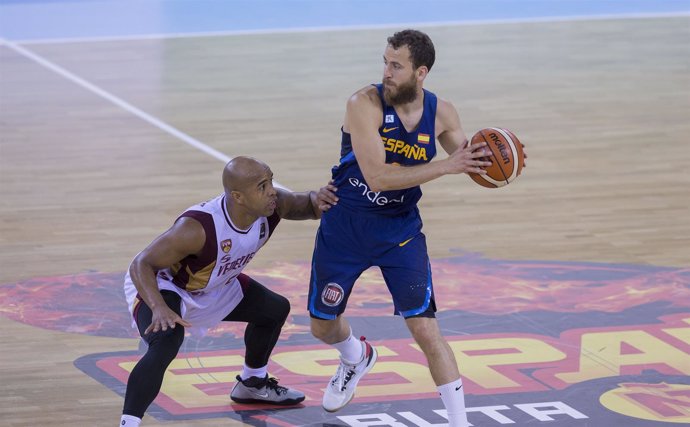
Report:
276,182,338,220
129,218,202,334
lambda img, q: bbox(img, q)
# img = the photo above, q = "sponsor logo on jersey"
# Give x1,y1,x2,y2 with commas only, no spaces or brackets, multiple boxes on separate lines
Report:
385,114,395,123
321,282,344,307
348,177,405,206
382,126,398,133
221,239,232,253
218,252,255,275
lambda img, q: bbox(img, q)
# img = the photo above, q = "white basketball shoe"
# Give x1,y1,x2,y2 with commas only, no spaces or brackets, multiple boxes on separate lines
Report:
322,337,377,412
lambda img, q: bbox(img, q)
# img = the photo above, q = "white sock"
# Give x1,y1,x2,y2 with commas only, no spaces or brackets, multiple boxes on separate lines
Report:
120,414,141,426
240,364,267,380
333,330,363,363
438,378,469,427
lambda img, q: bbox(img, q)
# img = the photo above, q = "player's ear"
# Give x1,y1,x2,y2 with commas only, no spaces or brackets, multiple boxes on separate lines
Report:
416,66,428,81
230,190,244,204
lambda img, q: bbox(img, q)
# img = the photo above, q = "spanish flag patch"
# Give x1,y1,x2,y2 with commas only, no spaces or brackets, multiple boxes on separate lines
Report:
417,133,430,144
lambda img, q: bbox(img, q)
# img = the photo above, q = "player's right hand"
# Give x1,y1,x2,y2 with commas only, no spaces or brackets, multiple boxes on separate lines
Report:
145,306,192,335
447,140,492,175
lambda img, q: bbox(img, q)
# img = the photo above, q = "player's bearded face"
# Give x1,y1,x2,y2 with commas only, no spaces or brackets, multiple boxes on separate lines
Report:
383,71,417,105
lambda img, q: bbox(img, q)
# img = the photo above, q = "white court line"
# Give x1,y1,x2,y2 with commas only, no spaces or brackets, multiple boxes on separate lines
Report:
0,38,293,191
0,38,233,162
0,38,291,189
9,11,690,45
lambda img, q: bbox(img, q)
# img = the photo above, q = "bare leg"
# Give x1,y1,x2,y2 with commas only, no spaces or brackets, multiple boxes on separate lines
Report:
406,316,469,427
405,316,460,384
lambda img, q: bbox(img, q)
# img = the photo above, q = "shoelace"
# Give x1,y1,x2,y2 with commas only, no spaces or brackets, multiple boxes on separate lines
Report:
265,377,288,395
332,362,357,391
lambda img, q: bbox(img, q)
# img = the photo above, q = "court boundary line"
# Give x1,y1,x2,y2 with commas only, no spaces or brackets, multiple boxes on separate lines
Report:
0,38,233,162
0,38,291,188
0,38,298,190
7,11,689,45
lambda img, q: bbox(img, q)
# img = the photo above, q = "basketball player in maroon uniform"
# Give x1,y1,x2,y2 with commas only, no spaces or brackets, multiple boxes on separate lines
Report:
120,156,337,427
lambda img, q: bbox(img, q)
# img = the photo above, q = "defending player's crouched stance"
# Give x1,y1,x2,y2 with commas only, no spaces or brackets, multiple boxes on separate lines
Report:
119,156,337,427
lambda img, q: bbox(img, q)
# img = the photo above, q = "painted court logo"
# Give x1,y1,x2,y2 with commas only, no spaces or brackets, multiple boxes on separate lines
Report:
0,254,688,426
321,282,344,307
600,382,690,422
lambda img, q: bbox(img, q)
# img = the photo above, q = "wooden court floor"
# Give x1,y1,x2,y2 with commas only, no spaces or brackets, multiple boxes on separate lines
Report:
1,17,689,426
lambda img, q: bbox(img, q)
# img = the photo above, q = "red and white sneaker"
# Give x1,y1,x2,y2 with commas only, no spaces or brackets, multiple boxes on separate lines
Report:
322,337,377,412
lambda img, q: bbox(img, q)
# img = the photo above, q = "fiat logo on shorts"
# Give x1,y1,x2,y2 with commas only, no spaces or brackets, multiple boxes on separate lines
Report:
321,283,344,307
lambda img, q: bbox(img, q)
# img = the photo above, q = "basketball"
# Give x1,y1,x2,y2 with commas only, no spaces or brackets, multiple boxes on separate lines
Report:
468,127,524,188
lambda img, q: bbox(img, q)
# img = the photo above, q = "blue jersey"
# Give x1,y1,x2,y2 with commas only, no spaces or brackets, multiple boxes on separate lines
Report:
331,84,438,215
310,85,439,320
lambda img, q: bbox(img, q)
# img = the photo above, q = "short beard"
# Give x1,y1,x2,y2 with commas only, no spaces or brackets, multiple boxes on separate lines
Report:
383,76,418,105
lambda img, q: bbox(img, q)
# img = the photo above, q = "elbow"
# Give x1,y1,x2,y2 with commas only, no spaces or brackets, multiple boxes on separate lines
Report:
129,252,155,278
364,175,385,192
364,171,395,192
368,183,385,192
129,255,145,281
361,165,394,192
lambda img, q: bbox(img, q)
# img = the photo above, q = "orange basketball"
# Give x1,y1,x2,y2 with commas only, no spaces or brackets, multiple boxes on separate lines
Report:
468,127,524,188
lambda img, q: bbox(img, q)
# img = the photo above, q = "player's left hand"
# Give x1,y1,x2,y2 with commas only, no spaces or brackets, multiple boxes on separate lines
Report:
145,305,191,335
316,180,338,211
522,143,528,167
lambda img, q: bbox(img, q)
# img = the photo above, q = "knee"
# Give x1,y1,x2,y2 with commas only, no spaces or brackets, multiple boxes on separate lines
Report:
259,293,289,328
407,319,444,351
310,322,328,342
310,318,340,343
273,294,290,324
146,327,184,360
415,332,442,353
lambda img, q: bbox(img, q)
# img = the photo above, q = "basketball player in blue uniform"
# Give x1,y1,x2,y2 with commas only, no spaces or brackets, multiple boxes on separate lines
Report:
308,30,516,426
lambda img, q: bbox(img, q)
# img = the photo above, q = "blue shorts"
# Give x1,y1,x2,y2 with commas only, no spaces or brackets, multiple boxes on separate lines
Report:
308,205,436,320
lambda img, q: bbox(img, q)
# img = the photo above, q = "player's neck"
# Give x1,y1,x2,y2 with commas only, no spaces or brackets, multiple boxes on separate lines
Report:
226,201,257,230
392,88,424,114
393,88,425,132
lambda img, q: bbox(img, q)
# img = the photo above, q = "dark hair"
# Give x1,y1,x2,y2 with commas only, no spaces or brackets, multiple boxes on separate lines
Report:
387,29,435,71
